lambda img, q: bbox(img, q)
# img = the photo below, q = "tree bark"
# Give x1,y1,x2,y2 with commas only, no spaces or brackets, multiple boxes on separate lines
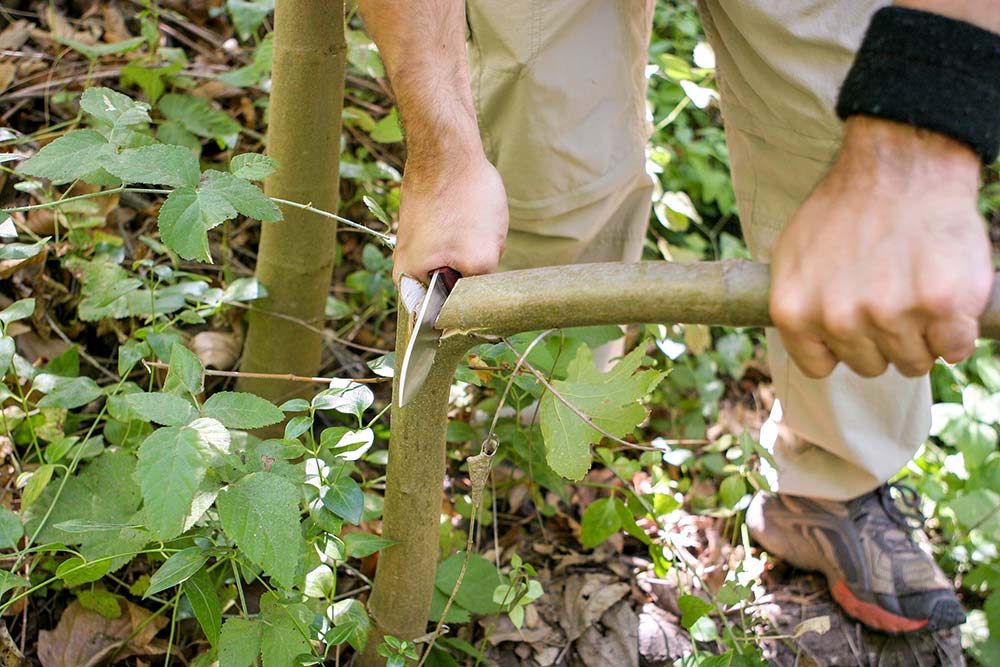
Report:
237,0,346,403
361,260,1000,666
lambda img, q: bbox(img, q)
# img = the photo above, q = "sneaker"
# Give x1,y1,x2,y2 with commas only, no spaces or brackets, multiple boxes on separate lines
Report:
746,484,965,633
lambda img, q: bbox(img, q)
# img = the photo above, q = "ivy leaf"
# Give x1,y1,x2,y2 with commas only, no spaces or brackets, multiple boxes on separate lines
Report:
202,391,284,429
103,144,201,188
343,532,396,559
259,592,310,667
125,392,196,426
580,498,622,549
184,568,222,646
157,185,235,261
18,130,113,183
219,617,261,667
135,418,230,539
322,476,364,525
230,153,278,180
540,345,664,480
217,472,305,589
329,599,369,653
163,343,205,397
146,546,208,597
201,170,282,222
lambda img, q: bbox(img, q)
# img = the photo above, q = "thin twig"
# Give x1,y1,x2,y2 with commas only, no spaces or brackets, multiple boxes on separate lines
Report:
142,360,388,385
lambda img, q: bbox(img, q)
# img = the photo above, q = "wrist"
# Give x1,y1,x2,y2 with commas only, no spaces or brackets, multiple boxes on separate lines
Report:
841,116,981,190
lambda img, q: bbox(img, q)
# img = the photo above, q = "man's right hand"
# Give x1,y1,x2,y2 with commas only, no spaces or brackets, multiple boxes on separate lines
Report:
392,151,509,285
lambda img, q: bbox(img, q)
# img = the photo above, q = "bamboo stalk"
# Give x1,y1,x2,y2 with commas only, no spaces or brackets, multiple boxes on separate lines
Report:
237,0,347,403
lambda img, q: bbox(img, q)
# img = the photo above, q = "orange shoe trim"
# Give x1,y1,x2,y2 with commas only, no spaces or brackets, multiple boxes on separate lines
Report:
830,579,929,633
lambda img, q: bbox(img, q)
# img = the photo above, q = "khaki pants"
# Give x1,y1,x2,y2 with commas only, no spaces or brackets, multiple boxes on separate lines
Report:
468,0,930,501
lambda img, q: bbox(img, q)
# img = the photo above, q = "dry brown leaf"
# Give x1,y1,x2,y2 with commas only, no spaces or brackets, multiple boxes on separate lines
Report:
559,574,629,642
0,63,15,96
15,330,71,365
101,3,133,43
189,330,241,370
0,619,27,667
0,21,33,51
37,600,168,667
576,601,638,667
0,247,47,280
637,603,691,665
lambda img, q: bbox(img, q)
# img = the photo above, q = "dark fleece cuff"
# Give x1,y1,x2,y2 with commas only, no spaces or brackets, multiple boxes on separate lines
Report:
836,6,1000,164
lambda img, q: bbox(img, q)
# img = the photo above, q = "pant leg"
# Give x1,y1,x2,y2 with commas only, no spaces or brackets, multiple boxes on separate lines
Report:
699,1,931,501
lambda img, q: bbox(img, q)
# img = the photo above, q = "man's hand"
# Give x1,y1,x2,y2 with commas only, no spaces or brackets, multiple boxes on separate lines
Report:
393,151,509,285
770,116,994,379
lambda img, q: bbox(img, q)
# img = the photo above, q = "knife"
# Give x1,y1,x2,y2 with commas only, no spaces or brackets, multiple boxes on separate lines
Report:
397,268,460,407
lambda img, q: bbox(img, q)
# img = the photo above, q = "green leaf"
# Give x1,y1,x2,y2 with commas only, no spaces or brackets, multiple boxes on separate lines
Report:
228,0,275,40
219,617,262,667
428,588,471,623
329,599,369,653
540,345,664,480
103,144,201,188
343,533,396,559
316,379,374,420
0,570,28,597
230,153,278,180
370,107,402,144
135,418,230,539
35,375,103,409
362,195,391,225
201,170,282,221
580,498,622,549
80,87,151,127
157,185,235,261
184,568,222,646
322,476,364,525
259,593,309,667
0,508,23,550
0,302,32,332
22,464,55,509
57,556,111,587
146,547,209,597
217,472,304,589
18,130,112,183
202,391,284,429
678,594,714,629
164,343,205,396
159,93,242,142
958,419,998,469
0,336,13,376
719,475,747,508
0,239,48,261
125,392,196,426
78,589,122,618
434,552,503,615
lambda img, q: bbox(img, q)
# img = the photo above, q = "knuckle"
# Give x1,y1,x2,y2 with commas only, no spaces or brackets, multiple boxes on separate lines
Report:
770,294,810,331
821,305,861,340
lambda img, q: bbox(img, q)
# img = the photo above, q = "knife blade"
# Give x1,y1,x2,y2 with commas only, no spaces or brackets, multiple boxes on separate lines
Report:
398,268,456,407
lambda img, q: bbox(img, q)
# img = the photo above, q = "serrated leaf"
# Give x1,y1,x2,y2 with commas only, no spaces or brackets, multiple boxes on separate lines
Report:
322,476,364,525
159,93,242,142
540,345,664,480
184,568,222,645
329,599,369,652
80,87,151,128
157,185,236,261
77,589,122,618
580,498,621,549
103,144,201,188
125,392,196,426
202,391,283,429
219,617,262,667
434,552,503,615
135,418,230,539
35,375,103,409
362,195,390,225
230,153,278,180
146,547,209,597
201,170,282,221
164,343,205,396
259,593,310,667
343,532,396,559
217,473,304,589
18,130,112,183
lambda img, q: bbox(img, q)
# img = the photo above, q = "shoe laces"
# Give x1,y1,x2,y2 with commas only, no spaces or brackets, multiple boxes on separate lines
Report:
873,482,925,531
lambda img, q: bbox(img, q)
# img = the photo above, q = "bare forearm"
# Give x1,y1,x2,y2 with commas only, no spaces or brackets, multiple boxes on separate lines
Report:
896,1,1000,33
357,0,482,166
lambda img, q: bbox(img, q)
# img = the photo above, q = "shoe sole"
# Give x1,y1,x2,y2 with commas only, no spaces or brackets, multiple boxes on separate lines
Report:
830,579,930,633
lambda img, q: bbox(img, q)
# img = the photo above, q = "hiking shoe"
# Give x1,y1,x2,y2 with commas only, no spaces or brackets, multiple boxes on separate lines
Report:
746,484,965,633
